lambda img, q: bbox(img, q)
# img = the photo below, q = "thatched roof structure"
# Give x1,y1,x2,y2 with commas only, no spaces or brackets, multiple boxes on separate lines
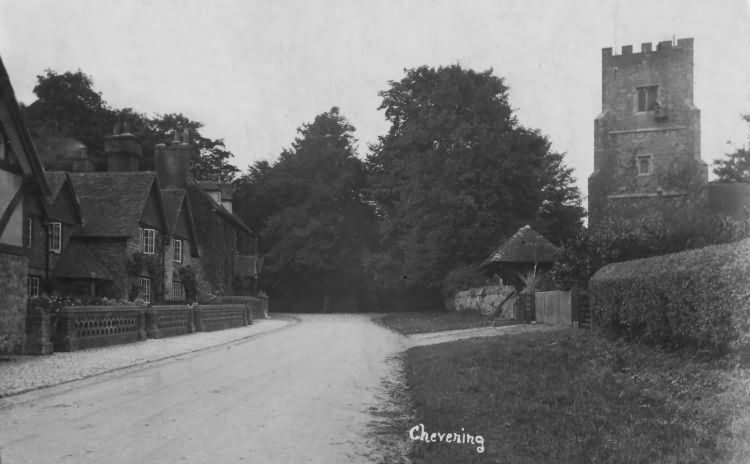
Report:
482,225,559,266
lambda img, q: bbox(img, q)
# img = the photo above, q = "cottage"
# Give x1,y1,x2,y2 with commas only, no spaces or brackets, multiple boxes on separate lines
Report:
0,56,52,352
27,171,83,296
161,188,200,301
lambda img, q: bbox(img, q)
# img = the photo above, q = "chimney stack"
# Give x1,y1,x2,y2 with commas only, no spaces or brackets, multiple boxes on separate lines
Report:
155,129,197,188
105,122,142,171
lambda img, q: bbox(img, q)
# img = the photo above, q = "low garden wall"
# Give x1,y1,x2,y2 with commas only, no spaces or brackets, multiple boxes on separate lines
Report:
147,305,195,339
54,305,147,352
590,238,750,352
27,294,271,353
219,295,269,320
193,304,249,332
454,285,517,318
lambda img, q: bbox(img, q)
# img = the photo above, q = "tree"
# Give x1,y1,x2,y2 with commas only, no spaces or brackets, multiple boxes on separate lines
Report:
234,107,377,312
21,69,239,180
365,64,584,292
713,114,750,183
22,69,117,156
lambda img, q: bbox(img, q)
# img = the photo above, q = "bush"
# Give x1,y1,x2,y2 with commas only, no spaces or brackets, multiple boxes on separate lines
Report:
590,238,750,352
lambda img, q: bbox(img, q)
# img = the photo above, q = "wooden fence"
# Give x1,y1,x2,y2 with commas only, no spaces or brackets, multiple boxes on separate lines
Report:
534,289,591,328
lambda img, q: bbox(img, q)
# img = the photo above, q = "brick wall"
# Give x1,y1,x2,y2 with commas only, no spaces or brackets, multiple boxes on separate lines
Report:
0,251,29,353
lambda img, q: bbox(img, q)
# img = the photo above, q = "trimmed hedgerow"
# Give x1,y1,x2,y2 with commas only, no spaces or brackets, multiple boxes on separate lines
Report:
590,238,750,352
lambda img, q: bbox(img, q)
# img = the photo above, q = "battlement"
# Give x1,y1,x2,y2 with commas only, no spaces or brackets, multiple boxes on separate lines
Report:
602,37,693,62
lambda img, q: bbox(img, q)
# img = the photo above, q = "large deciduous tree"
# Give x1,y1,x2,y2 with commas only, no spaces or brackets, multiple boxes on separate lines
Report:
21,69,239,181
234,107,376,312
365,64,584,292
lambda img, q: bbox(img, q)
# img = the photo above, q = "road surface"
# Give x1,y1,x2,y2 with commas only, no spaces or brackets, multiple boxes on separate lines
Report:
0,314,410,463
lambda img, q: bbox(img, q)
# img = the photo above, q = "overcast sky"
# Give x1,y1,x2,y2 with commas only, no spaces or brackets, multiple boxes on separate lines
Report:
1,0,749,202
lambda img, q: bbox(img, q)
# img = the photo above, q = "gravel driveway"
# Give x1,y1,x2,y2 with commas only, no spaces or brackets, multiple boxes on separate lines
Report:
0,314,410,463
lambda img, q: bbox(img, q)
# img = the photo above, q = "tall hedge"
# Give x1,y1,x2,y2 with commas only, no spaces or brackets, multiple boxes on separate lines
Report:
589,238,750,352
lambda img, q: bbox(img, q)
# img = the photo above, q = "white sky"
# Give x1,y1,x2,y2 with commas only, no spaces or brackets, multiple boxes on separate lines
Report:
1,0,749,203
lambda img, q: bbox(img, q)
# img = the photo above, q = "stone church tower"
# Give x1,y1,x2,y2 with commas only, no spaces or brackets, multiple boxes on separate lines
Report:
588,37,708,226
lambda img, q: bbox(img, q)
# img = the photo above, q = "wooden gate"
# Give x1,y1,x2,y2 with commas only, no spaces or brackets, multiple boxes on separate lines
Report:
535,290,574,327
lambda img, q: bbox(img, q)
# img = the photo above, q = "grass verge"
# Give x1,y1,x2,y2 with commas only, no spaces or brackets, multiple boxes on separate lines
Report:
402,328,750,463
378,311,511,335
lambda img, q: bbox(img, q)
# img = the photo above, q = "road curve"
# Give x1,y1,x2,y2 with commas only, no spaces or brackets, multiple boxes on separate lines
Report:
0,314,409,463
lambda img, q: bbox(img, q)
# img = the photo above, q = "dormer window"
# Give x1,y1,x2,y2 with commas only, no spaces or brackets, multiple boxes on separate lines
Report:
636,154,653,176
636,86,659,112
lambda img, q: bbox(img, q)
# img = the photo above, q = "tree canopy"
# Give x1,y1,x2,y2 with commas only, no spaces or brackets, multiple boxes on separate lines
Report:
234,107,376,311
21,69,239,181
713,114,750,183
365,64,584,290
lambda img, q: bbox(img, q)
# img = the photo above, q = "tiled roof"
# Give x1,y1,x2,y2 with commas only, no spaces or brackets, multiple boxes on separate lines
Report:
44,171,82,223
54,240,113,280
187,182,253,235
161,188,186,234
484,225,559,265
67,172,161,237
44,171,69,200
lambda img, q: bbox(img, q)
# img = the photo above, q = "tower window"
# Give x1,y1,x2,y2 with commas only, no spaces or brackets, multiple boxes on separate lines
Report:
636,86,659,112
636,155,653,176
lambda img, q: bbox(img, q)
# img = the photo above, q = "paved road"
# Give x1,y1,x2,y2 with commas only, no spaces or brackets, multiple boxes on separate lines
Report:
0,314,409,463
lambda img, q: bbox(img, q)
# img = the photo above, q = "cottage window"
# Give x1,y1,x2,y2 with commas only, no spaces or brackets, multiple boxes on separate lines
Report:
173,239,183,263
48,222,62,253
138,277,151,303
142,228,156,255
172,281,185,300
27,276,40,298
637,154,653,176
26,217,33,248
636,85,659,112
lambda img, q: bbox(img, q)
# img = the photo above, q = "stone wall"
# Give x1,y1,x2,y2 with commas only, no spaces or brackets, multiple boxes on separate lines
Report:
454,285,516,318
0,251,29,353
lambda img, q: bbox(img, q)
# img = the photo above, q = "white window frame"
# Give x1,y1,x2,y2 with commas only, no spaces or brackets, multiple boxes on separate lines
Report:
173,239,183,263
48,222,62,253
636,154,654,176
142,228,156,255
635,85,659,113
138,277,152,303
27,275,40,298
172,280,185,300
26,216,33,248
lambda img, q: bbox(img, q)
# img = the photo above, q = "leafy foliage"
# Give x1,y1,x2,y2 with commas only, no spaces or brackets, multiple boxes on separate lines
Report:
713,114,750,183
234,107,377,311
551,195,750,288
21,69,239,181
365,64,584,291
590,238,750,352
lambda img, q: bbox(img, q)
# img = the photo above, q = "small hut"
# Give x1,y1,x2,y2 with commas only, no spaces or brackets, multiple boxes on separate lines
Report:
481,225,559,290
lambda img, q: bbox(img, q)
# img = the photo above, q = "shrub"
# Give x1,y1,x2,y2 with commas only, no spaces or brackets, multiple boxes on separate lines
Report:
590,238,750,352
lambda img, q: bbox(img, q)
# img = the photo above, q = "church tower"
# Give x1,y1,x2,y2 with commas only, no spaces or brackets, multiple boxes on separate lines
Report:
588,37,707,226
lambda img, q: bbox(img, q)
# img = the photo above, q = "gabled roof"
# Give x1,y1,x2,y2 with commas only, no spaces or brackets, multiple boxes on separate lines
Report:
161,188,200,256
67,172,168,237
0,55,49,194
54,240,113,280
44,171,82,224
187,181,254,236
483,225,559,265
